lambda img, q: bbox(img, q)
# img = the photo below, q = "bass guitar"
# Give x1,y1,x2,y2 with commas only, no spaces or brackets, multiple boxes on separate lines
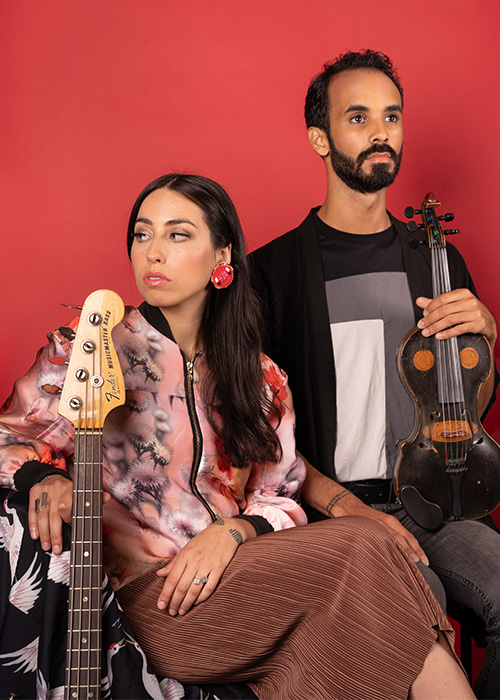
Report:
393,193,500,530
58,289,125,700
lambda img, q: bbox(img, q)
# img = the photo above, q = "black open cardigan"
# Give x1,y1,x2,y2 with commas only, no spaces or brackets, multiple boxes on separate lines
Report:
250,209,499,482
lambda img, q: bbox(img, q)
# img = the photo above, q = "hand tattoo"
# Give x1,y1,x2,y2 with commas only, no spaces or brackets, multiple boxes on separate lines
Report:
326,490,350,517
214,518,242,545
229,528,243,545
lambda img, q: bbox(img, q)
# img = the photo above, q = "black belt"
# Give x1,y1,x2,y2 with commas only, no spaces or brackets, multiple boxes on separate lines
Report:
341,478,397,505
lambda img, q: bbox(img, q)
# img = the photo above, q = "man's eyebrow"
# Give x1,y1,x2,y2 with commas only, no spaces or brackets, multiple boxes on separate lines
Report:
135,217,197,227
345,104,369,114
344,104,403,114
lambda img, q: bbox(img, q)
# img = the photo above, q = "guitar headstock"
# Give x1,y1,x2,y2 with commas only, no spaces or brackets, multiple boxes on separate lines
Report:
404,192,459,248
58,289,125,429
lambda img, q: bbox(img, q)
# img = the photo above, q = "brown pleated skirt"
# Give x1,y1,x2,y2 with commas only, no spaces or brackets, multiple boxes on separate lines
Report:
117,517,457,700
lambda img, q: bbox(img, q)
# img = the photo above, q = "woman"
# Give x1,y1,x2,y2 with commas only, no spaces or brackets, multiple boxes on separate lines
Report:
0,174,474,699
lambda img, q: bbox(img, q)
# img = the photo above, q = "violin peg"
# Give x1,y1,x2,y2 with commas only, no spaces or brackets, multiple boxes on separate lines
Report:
405,206,424,218
407,220,418,232
444,228,460,235
438,213,454,222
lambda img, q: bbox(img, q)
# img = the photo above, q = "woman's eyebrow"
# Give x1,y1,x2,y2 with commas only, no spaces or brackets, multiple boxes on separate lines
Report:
135,217,197,227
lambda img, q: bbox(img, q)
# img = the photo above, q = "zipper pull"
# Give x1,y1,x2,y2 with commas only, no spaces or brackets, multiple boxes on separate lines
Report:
186,359,193,382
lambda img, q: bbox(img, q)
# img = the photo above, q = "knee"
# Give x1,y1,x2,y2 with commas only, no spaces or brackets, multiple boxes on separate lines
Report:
318,515,402,559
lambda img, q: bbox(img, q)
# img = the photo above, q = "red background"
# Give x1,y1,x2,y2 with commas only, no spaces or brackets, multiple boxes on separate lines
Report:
1,0,499,678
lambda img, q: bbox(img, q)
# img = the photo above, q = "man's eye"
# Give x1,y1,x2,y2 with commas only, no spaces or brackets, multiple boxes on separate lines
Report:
349,115,365,124
386,114,400,122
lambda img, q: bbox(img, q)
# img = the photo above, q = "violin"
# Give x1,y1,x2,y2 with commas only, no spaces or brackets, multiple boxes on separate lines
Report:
57,290,125,700
393,194,500,530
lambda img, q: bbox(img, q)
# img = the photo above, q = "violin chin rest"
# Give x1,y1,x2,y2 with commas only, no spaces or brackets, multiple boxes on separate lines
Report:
399,485,443,531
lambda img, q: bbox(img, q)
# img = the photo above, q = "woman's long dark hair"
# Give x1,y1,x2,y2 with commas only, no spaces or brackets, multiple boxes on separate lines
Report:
127,173,282,468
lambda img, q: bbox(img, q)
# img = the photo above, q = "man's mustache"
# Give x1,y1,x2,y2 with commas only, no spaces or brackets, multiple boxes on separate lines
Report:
357,143,399,166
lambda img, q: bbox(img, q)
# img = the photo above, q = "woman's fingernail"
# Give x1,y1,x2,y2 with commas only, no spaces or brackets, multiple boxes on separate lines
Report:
157,600,166,610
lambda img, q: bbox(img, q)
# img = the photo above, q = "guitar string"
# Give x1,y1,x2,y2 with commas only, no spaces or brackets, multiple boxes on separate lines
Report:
94,325,103,695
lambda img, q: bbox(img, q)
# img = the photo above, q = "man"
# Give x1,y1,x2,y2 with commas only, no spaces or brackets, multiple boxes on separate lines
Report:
250,50,500,699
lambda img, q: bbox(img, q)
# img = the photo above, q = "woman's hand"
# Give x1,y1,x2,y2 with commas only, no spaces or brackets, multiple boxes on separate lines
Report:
28,473,111,554
156,517,255,616
29,474,73,554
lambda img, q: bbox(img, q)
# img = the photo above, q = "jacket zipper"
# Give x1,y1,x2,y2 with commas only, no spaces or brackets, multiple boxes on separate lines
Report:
184,354,217,522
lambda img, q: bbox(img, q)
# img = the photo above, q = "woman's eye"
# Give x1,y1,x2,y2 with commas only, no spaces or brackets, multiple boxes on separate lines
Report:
133,231,149,241
170,231,190,241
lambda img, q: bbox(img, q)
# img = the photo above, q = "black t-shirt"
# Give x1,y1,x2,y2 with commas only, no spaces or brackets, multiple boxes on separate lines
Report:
314,210,415,481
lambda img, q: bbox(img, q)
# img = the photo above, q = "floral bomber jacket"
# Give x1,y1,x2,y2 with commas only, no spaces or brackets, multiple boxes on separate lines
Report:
0,304,307,589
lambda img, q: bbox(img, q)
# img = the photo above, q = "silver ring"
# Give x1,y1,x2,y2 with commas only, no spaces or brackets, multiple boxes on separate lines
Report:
40,492,50,509
193,577,201,585
201,576,208,584
34,498,40,514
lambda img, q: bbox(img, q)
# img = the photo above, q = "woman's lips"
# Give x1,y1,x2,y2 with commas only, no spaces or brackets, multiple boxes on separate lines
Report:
143,271,170,286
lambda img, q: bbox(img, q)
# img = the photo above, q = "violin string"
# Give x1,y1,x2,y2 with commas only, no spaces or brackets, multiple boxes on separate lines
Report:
439,247,456,465
434,244,467,468
432,244,449,464
440,247,467,465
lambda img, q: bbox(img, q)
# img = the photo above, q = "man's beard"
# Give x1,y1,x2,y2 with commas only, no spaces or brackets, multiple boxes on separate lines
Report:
327,134,402,194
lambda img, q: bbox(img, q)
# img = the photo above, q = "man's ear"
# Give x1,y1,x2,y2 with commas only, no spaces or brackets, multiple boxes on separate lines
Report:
307,127,330,157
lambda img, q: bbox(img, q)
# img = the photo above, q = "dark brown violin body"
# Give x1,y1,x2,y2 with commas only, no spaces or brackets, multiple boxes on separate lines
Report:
393,193,500,528
395,328,500,522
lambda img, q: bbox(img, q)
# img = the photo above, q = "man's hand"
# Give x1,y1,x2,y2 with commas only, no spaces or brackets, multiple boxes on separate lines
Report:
417,289,497,415
416,289,497,347
327,491,429,565
300,456,428,565
156,517,255,616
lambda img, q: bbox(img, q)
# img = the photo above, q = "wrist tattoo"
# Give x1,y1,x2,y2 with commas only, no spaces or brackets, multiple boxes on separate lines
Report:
229,528,243,545
326,489,350,516
214,518,226,526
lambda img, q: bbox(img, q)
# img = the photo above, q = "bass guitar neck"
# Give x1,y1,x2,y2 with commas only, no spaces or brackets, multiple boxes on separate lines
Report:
58,290,125,700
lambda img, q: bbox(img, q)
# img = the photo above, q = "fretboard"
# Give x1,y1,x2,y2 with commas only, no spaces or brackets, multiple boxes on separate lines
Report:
65,430,103,700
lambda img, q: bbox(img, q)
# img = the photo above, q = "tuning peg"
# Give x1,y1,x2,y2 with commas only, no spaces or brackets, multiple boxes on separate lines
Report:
58,326,76,341
438,212,454,222
404,206,422,218
409,237,426,249
60,302,83,310
444,228,460,235
406,221,424,233
48,356,69,366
